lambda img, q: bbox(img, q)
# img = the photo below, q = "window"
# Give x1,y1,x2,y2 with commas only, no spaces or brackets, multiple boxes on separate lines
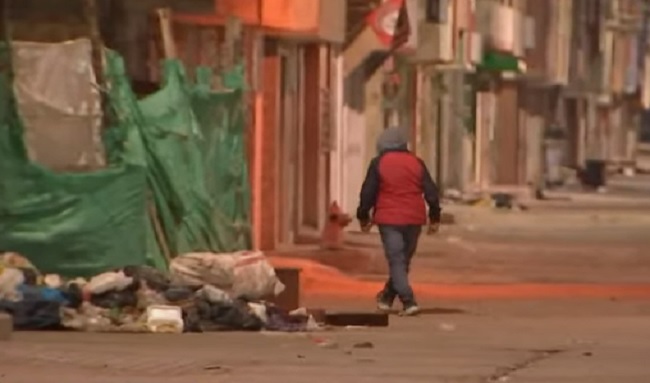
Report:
425,0,448,23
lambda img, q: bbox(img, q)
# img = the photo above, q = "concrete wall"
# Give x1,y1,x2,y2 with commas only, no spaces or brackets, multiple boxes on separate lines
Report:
364,69,384,166
417,72,435,172
341,68,368,218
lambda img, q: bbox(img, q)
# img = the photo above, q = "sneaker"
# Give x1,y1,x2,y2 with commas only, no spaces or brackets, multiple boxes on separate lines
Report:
376,292,394,312
400,305,420,317
376,300,392,312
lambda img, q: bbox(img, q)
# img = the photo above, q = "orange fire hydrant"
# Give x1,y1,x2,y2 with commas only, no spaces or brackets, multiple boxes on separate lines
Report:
320,201,352,250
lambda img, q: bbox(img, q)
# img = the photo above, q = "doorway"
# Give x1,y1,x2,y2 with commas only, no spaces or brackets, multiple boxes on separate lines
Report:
494,80,521,185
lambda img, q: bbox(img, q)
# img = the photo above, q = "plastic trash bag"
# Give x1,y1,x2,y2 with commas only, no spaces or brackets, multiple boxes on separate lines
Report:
44,274,64,289
123,265,170,292
231,251,285,300
197,285,232,304
59,283,84,309
90,287,138,309
86,271,134,295
17,285,68,304
0,252,37,272
136,285,167,309
163,286,195,303
18,267,39,285
169,252,235,288
1,284,66,330
195,298,264,332
170,251,284,300
0,267,25,301
0,298,62,330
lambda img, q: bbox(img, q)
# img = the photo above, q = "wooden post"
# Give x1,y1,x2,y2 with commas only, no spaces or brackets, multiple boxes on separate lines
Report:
148,199,173,265
0,0,6,42
156,8,177,59
0,0,12,74
83,0,108,130
83,0,105,89
222,16,243,72
0,0,8,70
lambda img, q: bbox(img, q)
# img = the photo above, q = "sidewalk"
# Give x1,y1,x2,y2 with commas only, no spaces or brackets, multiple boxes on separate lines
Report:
531,174,650,209
2,299,649,383
270,254,650,303
269,191,650,301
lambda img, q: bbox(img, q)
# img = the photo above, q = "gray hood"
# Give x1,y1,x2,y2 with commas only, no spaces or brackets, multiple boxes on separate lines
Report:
376,127,409,154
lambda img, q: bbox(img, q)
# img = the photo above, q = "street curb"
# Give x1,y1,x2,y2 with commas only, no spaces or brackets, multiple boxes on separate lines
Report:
0,313,12,341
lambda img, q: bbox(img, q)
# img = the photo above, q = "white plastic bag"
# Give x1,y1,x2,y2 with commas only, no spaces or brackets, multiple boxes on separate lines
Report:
231,251,285,299
170,251,284,300
0,267,24,301
85,271,133,295
44,274,63,289
1,252,37,270
248,302,269,324
169,252,236,288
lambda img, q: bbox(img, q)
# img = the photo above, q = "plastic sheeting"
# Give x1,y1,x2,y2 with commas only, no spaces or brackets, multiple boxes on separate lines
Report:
12,40,106,171
0,39,251,278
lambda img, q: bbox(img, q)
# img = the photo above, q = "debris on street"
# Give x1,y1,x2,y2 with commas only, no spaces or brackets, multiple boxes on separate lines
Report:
311,336,339,349
0,250,326,334
443,189,530,211
438,322,457,332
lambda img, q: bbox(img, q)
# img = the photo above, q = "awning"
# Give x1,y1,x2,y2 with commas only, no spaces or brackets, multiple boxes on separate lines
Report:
477,51,523,72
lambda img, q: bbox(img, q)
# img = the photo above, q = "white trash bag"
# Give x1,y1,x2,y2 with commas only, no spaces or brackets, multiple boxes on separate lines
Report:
85,271,134,295
0,267,25,301
231,251,285,299
170,251,284,300
169,252,236,289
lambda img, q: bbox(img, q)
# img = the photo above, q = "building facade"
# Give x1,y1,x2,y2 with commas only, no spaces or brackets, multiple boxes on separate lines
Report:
171,0,346,250
170,0,650,246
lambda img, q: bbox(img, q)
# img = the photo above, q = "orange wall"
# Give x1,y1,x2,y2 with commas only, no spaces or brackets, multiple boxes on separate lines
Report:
218,0,262,24
262,0,319,32
176,0,320,33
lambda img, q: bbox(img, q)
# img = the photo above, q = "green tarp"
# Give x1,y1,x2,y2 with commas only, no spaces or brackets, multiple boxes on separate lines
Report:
0,49,251,277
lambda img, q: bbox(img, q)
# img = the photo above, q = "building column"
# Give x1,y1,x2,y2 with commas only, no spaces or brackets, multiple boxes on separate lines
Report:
329,49,345,208
253,39,280,251
341,67,367,218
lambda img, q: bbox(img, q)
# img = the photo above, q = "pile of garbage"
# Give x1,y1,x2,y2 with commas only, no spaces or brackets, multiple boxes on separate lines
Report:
0,251,319,333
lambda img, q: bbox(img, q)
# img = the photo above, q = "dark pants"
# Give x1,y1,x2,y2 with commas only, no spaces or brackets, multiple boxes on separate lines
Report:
377,224,422,308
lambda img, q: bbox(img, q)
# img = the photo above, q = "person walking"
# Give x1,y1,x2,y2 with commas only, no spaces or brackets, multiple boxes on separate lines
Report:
356,127,441,316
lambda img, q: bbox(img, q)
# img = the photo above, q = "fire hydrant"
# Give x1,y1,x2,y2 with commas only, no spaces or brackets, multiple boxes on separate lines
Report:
320,201,352,250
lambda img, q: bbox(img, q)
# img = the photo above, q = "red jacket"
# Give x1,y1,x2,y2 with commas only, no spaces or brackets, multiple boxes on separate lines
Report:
356,149,441,225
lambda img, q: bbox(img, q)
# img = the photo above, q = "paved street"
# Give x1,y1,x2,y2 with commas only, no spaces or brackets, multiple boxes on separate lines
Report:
2,0,650,381
2,185,650,383
1,300,649,383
